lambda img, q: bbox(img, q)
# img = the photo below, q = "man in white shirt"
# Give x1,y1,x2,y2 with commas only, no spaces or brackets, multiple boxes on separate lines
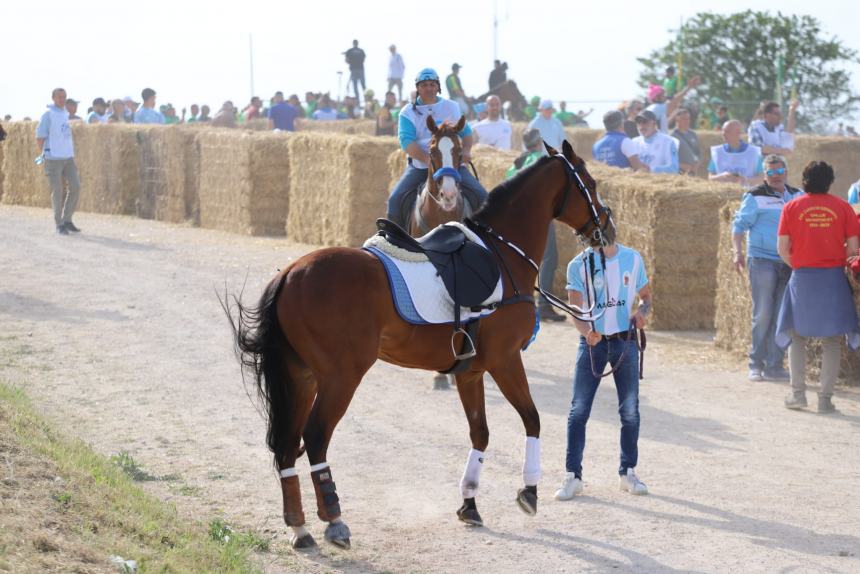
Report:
632,110,679,174
748,100,798,156
472,95,512,150
387,45,405,102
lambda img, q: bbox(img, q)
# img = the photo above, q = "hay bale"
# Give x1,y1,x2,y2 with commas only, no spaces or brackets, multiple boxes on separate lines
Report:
295,119,376,136
135,126,200,223
287,132,398,246
714,201,751,354
0,122,51,208
72,124,141,215
791,136,860,200
198,130,291,235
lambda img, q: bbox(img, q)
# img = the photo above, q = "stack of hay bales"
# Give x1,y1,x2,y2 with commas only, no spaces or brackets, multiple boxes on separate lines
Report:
135,126,199,223
295,119,376,136
72,123,141,216
0,122,51,208
288,132,397,246
0,138,5,202
197,130,291,235
791,136,860,199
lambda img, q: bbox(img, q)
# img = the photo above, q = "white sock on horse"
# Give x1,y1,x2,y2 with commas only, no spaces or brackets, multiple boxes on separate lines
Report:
460,448,485,498
523,436,541,486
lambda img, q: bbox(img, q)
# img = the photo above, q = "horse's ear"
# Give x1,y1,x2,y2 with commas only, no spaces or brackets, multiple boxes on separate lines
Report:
455,115,466,132
543,141,559,156
562,139,577,162
426,114,438,133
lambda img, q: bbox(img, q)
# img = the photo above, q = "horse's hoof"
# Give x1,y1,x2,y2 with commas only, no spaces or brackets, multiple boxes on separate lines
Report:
433,375,451,390
516,486,538,516
325,521,352,549
291,533,317,550
457,505,484,527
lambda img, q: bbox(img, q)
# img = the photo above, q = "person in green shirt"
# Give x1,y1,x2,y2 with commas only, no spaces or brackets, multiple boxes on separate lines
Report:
662,65,683,98
524,95,540,121
162,104,180,124
505,128,543,178
555,101,576,127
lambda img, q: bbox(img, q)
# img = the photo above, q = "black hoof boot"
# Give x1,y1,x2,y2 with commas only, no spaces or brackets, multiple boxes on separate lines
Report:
457,497,483,527
291,533,317,549
516,485,538,516
433,374,451,390
324,521,352,549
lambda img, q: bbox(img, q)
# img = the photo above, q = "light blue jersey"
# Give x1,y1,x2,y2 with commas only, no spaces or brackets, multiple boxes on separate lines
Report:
398,96,471,169
134,106,165,124
36,105,74,159
566,244,648,336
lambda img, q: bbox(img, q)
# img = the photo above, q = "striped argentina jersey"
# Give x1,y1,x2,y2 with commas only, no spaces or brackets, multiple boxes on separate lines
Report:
566,244,649,336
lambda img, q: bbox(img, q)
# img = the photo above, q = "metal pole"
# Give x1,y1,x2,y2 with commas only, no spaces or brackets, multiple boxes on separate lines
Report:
249,33,255,99
493,0,498,62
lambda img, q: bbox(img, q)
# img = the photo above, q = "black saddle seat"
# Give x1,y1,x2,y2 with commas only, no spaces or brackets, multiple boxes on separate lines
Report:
375,218,500,308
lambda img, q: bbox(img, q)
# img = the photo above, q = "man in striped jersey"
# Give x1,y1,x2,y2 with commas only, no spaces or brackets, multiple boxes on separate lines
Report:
555,241,652,500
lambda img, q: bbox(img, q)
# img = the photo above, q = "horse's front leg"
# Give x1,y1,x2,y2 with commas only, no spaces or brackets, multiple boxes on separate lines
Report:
454,370,488,526
487,356,541,516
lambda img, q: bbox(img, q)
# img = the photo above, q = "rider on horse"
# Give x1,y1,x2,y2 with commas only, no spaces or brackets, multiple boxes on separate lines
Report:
387,67,487,229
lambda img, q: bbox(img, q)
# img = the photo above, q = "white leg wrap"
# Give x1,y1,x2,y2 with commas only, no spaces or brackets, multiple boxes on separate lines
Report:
522,436,541,486
279,467,297,478
459,448,485,499
309,461,329,472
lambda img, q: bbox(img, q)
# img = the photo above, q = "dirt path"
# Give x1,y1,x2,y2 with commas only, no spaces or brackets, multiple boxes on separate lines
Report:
1,205,859,573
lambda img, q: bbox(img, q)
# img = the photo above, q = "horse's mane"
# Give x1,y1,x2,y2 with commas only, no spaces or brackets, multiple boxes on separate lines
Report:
473,155,555,221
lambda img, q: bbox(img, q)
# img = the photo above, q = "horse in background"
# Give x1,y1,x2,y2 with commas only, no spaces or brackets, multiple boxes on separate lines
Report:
407,115,471,236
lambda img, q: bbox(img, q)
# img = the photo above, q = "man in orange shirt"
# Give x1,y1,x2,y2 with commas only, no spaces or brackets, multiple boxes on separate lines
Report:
776,161,860,413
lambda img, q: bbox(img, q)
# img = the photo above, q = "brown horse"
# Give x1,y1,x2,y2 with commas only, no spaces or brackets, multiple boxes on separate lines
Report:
224,140,615,550
408,114,470,236
476,79,529,121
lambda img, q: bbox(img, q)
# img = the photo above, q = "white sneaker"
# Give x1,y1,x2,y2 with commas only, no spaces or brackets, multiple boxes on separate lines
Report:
554,472,583,500
619,468,648,495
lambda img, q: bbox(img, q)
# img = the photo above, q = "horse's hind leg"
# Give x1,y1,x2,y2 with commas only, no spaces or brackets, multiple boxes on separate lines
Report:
302,370,366,550
487,357,541,516
454,370,489,527
277,352,318,549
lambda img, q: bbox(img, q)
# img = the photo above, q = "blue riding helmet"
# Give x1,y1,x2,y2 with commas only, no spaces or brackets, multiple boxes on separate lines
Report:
415,68,440,85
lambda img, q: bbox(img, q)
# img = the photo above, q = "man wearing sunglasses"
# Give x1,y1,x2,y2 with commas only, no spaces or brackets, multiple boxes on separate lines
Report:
731,155,803,382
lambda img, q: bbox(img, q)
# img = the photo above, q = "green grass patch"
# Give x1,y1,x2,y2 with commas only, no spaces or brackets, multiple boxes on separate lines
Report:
0,382,283,573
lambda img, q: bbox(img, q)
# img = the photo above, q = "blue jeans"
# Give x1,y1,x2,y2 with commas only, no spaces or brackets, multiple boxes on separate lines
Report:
565,336,640,477
350,70,365,103
386,163,488,228
538,222,558,295
748,257,792,370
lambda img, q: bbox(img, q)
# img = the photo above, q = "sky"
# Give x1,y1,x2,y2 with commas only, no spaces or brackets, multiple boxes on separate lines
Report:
2,0,859,129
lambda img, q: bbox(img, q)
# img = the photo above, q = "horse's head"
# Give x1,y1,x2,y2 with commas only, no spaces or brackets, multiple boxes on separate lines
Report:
426,114,465,212
546,140,616,247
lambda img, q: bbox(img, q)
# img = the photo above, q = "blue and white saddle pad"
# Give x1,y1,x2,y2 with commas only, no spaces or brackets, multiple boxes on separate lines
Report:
363,222,504,325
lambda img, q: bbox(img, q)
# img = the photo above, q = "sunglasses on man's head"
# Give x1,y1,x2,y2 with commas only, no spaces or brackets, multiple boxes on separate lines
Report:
766,167,786,176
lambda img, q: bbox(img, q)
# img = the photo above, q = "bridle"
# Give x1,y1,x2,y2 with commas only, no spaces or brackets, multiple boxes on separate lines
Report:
466,153,614,321
424,133,463,209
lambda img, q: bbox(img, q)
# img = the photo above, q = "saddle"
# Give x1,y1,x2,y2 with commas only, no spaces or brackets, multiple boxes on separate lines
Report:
374,218,501,373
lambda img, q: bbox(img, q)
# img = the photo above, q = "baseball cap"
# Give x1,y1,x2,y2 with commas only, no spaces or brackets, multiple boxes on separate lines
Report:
635,109,658,123
539,99,553,110
92,97,107,107
452,63,462,70
647,84,665,101
122,95,137,104
66,98,78,105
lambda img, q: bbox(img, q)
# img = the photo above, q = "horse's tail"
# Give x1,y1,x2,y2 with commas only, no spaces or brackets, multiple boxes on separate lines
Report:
221,272,295,467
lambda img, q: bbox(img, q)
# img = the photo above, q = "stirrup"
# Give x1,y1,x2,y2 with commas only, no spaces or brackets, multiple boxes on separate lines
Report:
452,327,477,360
